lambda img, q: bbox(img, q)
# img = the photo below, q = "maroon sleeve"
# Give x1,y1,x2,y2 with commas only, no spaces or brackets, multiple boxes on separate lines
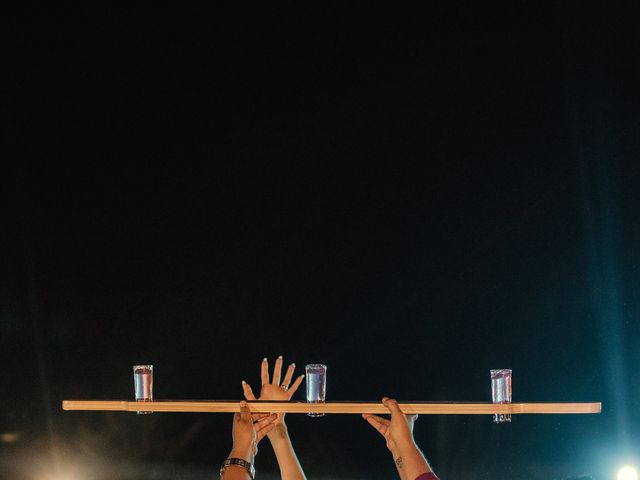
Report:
415,473,440,480
416,472,440,480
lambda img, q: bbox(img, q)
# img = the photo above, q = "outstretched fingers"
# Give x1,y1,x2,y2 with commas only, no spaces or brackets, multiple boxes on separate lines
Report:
261,358,270,385
242,380,257,401
272,355,283,386
254,413,278,442
362,413,390,436
281,362,295,389
241,382,270,422
288,374,305,396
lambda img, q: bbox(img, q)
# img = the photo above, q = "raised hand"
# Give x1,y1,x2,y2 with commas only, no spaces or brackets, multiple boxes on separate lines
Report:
363,397,433,480
230,401,277,462
241,356,308,480
363,397,418,454
242,356,305,424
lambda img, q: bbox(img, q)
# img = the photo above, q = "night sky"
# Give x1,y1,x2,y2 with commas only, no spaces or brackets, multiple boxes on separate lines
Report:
3,4,640,479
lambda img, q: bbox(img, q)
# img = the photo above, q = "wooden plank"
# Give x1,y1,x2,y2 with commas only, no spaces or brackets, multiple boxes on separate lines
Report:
62,400,601,415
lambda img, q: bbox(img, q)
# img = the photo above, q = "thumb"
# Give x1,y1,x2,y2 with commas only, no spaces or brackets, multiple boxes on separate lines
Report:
239,400,252,421
382,397,403,416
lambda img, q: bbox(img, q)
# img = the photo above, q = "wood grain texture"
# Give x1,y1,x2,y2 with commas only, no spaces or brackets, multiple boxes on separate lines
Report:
62,400,601,414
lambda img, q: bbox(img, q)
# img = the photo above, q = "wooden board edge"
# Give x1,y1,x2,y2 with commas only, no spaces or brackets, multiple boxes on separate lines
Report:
61,400,602,415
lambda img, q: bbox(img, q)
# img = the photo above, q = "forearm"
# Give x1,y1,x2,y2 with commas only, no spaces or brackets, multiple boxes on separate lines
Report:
392,441,433,480
390,448,409,480
268,424,307,480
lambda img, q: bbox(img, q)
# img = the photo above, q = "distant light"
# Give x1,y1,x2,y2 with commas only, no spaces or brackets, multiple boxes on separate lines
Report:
43,473,80,480
0,432,20,443
618,466,638,480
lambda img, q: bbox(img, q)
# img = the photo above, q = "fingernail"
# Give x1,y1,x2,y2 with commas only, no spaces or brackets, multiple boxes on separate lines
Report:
263,357,267,362
292,363,295,366
242,380,246,385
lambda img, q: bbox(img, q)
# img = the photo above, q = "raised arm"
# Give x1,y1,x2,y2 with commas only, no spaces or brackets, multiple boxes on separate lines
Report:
221,401,277,480
363,397,439,480
242,356,306,480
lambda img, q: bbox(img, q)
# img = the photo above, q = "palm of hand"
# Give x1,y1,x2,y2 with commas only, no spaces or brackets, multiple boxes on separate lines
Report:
259,383,292,402
388,414,416,449
259,384,291,424
364,399,418,456
243,357,305,426
376,414,416,453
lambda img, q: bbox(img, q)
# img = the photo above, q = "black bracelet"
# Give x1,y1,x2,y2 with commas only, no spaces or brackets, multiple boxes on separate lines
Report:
220,457,255,480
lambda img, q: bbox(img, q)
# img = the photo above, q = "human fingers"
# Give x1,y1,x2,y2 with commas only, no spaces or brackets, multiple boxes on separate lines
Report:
274,412,285,425
287,374,305,396
281,363,295,389
232,404,258,453
362,413,389,436
255,414,278,442
239,400,253,423
251,412,270,422
254,413,277,434
256,422,276,443
272,355,283,386
242,380,257,401
238,401,270,428
254,412,277,427
362,413,390,426
261,357,270,385
241,381,260,421
382,397,404,417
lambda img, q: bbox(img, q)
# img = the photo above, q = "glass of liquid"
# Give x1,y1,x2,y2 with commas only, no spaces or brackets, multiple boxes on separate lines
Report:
305,364,327,417
490,369,512,423
133,365,153,414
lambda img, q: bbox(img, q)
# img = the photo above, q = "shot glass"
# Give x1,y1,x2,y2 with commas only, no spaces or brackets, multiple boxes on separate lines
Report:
133,365,153,414
305,364,327,417
490,369,512,423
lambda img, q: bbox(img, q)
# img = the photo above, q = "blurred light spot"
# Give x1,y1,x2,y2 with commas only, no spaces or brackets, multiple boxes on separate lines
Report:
0,432,21,443
42,470,82,480
618,466,638,480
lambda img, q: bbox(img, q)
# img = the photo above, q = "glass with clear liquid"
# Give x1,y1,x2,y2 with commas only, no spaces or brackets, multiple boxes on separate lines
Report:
490,369,512,423
133,365,153,414
305,364,326,417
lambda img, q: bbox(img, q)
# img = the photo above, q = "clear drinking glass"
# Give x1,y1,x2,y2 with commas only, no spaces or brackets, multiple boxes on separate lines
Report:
133,365,153,414
490,369,512,423
305,364,326,417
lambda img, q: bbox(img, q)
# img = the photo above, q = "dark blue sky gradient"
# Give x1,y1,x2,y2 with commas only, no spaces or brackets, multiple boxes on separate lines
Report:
3,4,640,479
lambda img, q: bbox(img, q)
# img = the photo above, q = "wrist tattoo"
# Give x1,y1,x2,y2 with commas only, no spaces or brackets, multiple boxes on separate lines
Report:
394,456,403,469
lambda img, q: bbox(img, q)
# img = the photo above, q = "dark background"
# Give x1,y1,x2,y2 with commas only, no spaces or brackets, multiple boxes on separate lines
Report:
3,3,640,479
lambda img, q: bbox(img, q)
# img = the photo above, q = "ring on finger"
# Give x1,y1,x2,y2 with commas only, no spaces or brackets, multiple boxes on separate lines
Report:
281,384,289,391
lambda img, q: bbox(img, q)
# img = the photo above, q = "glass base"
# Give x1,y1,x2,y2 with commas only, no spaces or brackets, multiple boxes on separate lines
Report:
136,399,152,414
493,413,511,423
